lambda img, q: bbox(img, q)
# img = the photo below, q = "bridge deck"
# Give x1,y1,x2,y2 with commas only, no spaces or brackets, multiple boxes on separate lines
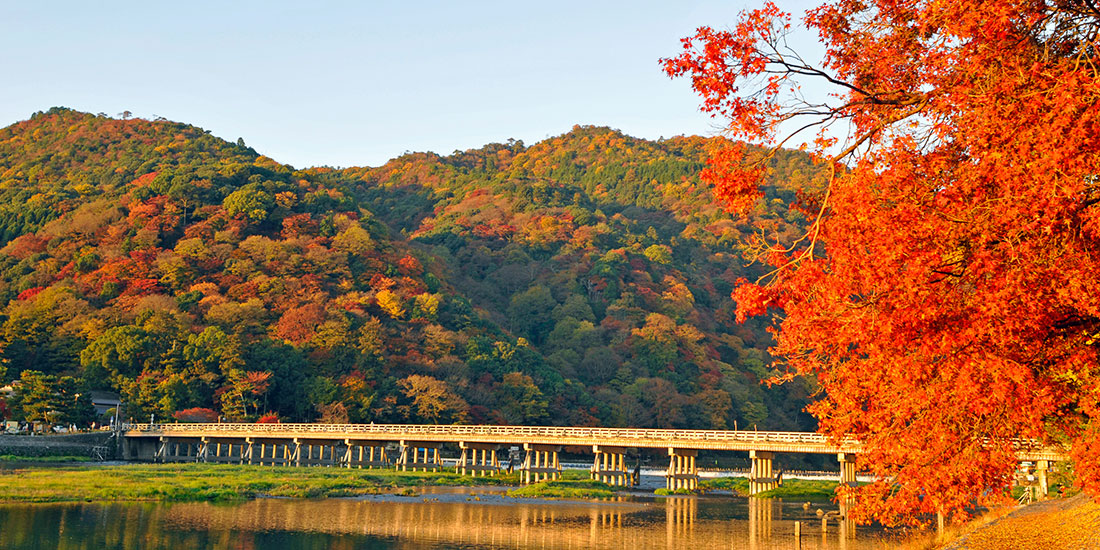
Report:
123,423,1068,461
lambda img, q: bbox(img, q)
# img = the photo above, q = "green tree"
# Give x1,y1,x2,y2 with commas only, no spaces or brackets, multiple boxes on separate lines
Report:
493,372,549,424
222,184,274,222
79,326,156,386
183,326,243,377
58,376,95,426
13,370,63,425
332,222,374,255
507,285,556,344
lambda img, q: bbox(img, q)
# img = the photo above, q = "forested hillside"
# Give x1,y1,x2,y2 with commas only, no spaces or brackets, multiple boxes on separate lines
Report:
0,108,821,431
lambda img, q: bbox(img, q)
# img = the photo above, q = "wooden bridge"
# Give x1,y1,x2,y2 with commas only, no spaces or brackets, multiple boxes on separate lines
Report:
121,423,1068,495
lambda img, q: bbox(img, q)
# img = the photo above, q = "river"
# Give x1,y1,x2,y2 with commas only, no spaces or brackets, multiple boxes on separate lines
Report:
0,485,906,550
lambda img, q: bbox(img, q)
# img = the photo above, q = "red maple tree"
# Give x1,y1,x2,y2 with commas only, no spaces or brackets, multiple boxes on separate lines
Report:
664,0,1100,525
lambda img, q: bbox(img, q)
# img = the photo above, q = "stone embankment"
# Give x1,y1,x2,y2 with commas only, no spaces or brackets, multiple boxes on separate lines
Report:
0,432,116,459
942,494,1100,550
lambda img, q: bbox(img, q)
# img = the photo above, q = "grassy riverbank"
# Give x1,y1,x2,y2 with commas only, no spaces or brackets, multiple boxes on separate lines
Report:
0,463,521,503
506,471,624,499
2,462,847,503
698,477,839,499
508,479,620,499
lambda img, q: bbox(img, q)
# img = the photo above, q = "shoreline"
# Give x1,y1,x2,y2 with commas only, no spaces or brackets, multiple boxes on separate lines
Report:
937,494,1100,550
0,461,839,505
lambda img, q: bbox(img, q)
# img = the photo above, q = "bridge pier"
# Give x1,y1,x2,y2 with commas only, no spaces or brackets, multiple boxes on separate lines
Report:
397,440,442,471
297,438,342,467
343,439,389,469
748,450,777,495
1035,459,1049,497
245,437,298,466
591,445,630,486
665,448,698,491
838,452,858,497
520,444,561,484
122,435,158,461
199,437,248,463
458,442,501,476
156,436,202,462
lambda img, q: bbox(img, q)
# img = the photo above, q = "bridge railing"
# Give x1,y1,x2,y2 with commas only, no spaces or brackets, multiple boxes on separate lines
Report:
125,422,860,447
121,423,1069,460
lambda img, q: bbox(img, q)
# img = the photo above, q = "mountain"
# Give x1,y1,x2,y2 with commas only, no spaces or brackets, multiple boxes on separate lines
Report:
0,107,820,431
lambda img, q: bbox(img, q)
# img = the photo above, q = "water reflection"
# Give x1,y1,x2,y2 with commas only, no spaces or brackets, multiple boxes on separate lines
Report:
0,492,901,550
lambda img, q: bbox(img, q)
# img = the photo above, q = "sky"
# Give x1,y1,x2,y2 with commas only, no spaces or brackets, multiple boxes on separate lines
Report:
1,1,822,169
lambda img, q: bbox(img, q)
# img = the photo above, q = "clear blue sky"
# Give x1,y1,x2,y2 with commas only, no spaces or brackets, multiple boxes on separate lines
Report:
1,1,820,169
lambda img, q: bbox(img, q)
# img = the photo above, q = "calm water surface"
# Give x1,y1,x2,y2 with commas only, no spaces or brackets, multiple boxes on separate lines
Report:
0,486,907,550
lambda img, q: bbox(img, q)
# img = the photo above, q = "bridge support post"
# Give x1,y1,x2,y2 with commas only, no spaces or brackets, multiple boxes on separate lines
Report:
199,438,244,463
520,444,561,484
591,445,630,486
666,448,698,491
154,437,167,463
296,439,342,467
398,440,442,472
1036,460,1049,497
838,452,857,495
458,442,501,476
291,438,302,467
749,450,776,495
344,439,389,469
157,437,202,463
249,438,295,466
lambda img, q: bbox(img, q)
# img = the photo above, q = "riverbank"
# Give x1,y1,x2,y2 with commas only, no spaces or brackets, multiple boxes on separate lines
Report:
699,476,839,499
0,463,523,503
936,493,1100,550
0,462,847,503
508,477,620,499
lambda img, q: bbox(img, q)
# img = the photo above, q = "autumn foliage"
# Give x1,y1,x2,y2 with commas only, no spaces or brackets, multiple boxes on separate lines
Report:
665,0,1100,525
172,408,218,423
0,108,825,440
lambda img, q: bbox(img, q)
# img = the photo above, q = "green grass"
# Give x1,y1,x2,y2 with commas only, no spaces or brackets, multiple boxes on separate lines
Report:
654,488,696,496
506,470,625,499
698,477,838,499
754,479,838,499
507,479,619,499
0,463,521,503
698,476,750,493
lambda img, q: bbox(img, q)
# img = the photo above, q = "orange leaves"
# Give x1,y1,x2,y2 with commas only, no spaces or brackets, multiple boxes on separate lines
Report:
731,279,774,323
660,2,791,139
396,254,422,276
670,0,1100,525
1071,424,1100,497
702,143,765,215
275,303,326,345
